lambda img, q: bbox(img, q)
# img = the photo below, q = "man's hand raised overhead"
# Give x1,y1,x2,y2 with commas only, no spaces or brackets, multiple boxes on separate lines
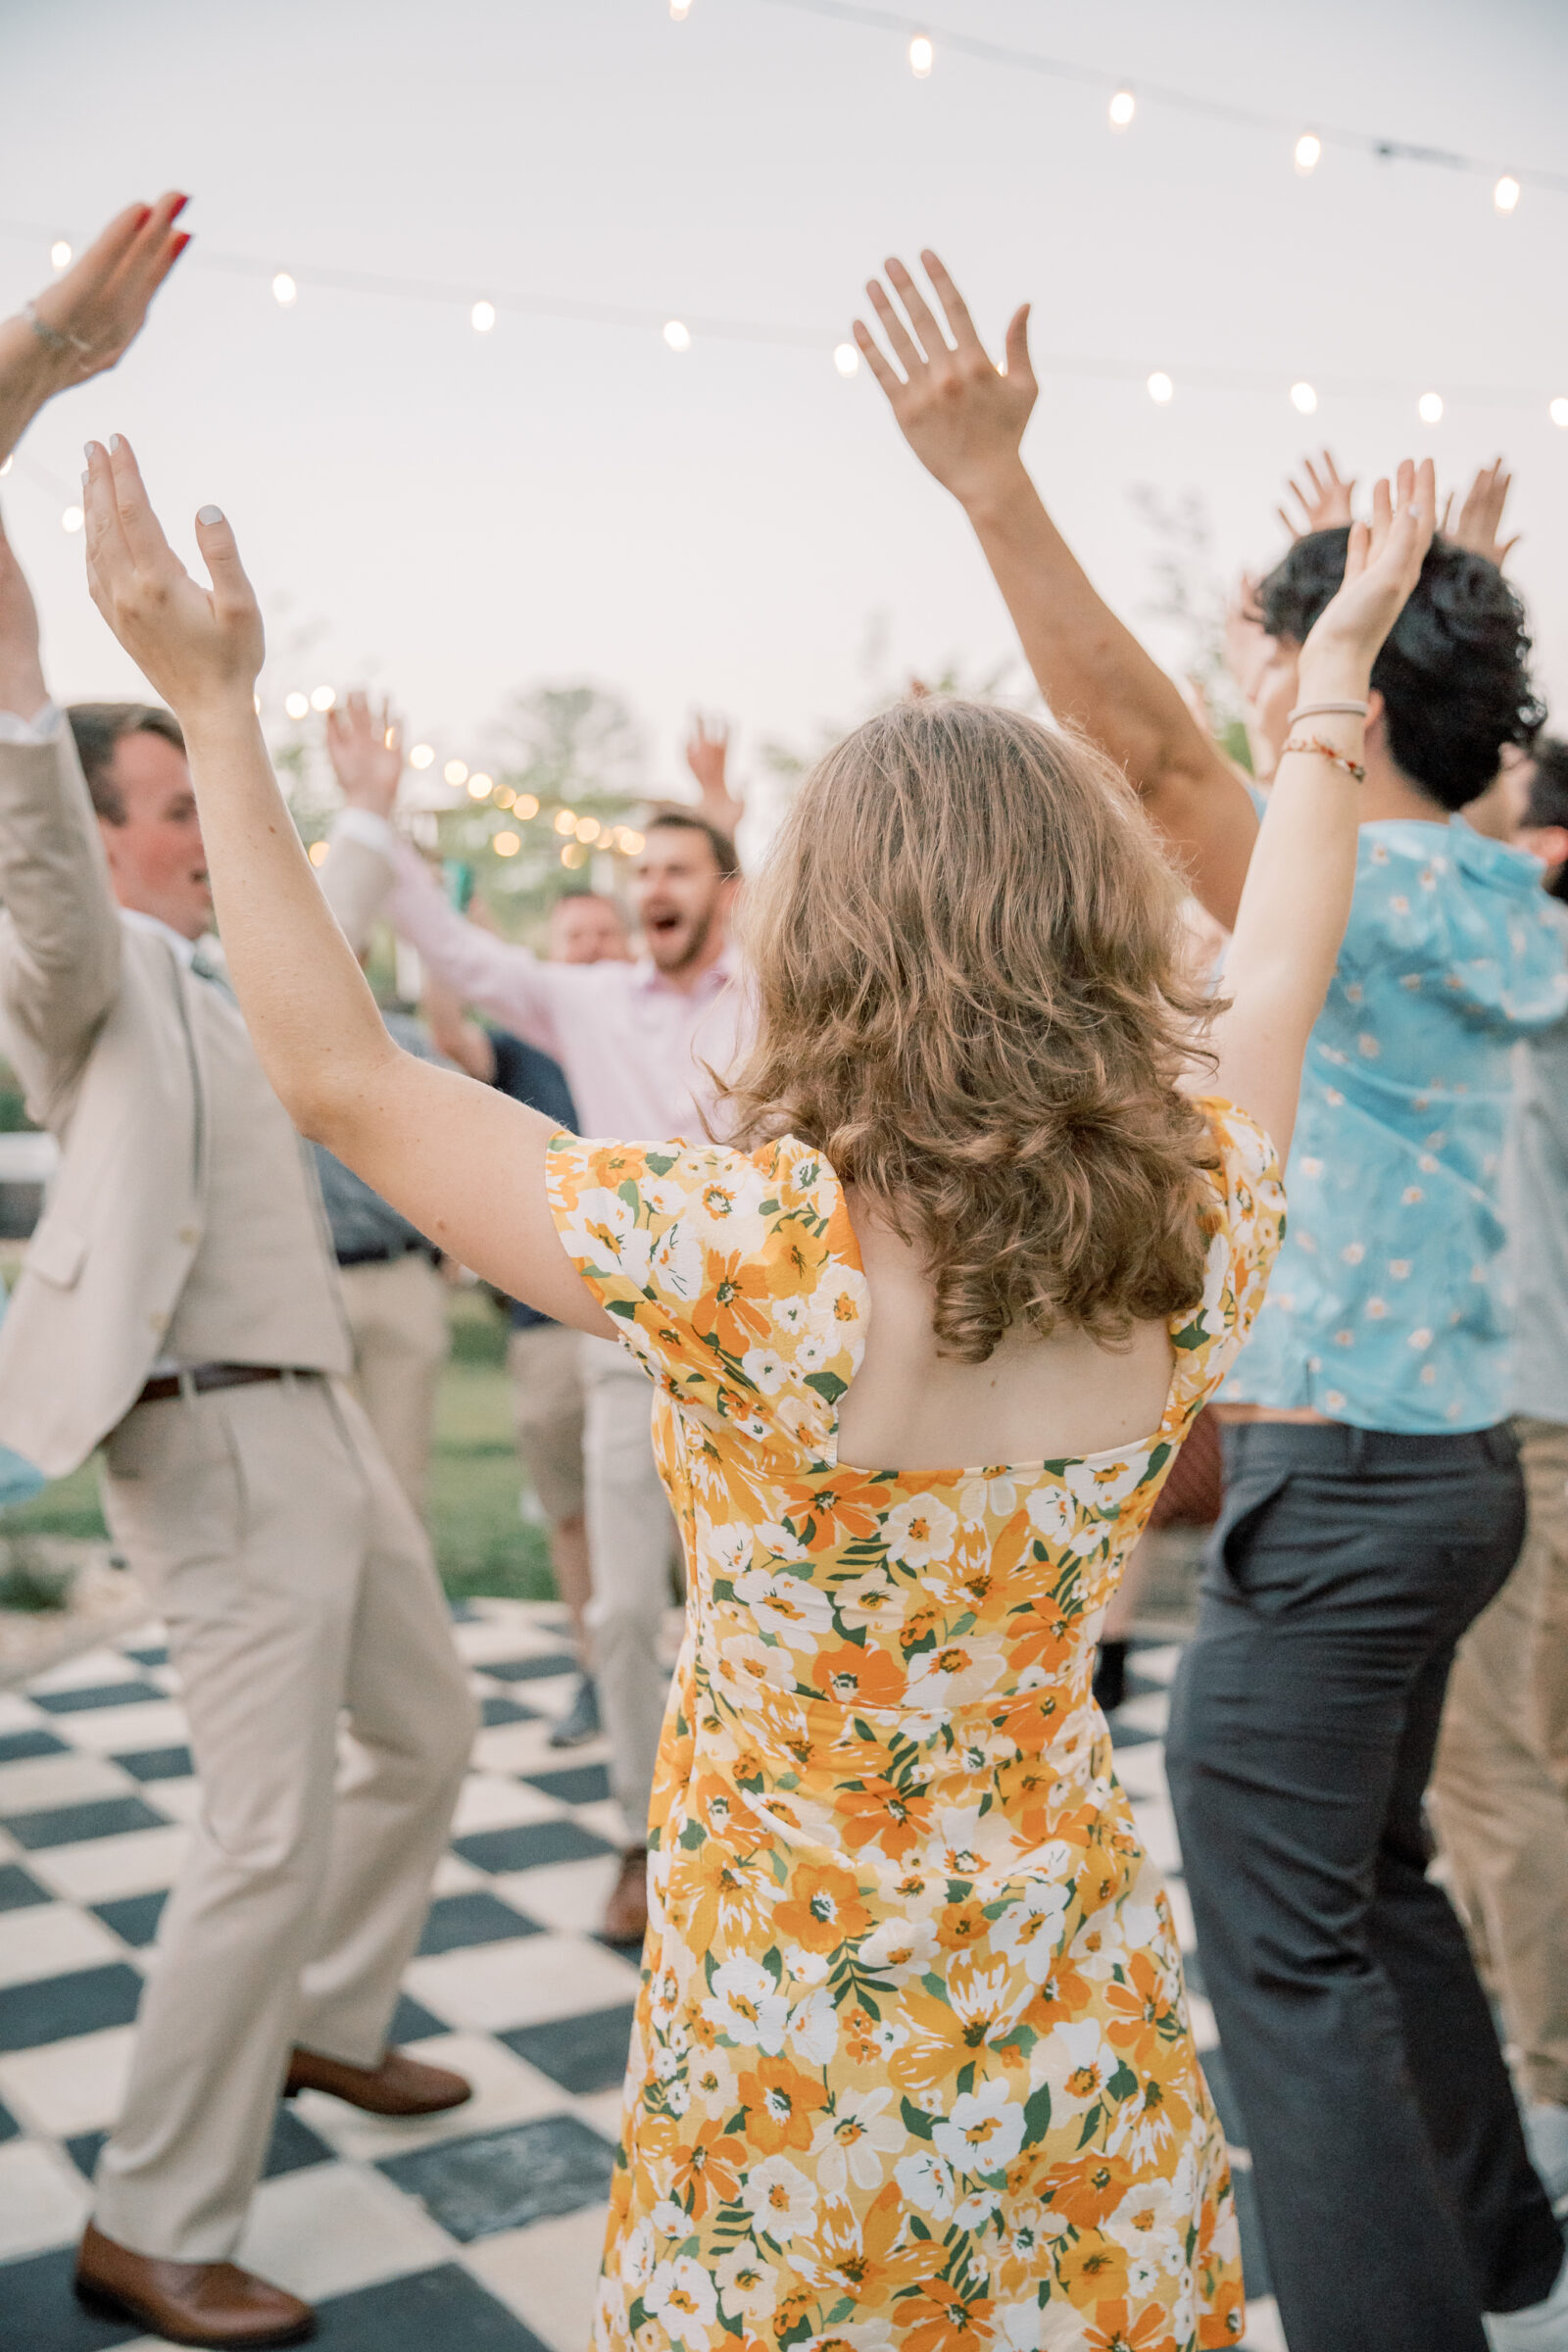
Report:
855,251,1036,513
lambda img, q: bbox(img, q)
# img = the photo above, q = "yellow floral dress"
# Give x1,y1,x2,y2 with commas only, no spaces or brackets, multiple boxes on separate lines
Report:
545,1102,1285,2352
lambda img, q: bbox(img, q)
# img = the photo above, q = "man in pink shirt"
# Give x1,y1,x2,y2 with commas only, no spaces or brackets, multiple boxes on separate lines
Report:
324,759,745,1943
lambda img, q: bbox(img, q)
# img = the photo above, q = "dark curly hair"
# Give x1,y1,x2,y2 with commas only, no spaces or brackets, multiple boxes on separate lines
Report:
1258,531,1544,812
1525,736,1568,903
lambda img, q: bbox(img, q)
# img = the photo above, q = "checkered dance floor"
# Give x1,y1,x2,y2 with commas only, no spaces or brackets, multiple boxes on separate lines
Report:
0,1605,1285,2352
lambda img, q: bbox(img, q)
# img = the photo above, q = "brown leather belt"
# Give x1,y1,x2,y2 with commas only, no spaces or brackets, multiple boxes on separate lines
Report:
135,1364,313,1407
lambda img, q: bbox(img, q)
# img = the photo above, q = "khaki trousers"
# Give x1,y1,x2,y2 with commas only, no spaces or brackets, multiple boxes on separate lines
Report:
580,1336,677,1842
338,1251,450,1523
1431,1413,1568,2106
94,1374,475,2261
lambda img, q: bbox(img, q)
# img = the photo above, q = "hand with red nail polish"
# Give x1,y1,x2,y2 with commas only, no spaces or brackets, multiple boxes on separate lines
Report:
0,192,192,466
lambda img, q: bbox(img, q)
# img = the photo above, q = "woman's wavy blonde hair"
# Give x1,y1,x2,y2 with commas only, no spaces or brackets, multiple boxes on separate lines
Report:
715,698,1220,1364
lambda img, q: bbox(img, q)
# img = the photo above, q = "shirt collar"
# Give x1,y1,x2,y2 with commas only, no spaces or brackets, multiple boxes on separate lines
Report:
119,907,206,969
631,943,739,998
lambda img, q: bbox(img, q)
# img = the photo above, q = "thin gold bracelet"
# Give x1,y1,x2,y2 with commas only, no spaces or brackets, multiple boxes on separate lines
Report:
1279,731,1366,783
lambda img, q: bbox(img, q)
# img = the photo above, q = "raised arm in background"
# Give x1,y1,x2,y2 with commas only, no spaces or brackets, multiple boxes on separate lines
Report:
1200,460,1435,1157
81,441,613,1337
0,196,190,466
0,514,122,1085
319,686,569,1056
684,711,744,845
855,251,1259,928
1277,448,1356,541
1444,458,1519,569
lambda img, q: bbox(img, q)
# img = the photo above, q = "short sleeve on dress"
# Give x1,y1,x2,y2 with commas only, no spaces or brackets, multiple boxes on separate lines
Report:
1168,1100,1288,1419
544,1131,869,1464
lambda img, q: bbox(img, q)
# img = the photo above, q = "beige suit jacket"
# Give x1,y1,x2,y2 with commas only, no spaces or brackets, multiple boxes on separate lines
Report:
0,727,355,1478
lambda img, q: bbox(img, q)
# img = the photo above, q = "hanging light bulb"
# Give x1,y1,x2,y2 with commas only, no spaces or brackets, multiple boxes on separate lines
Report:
554,808,577,835
663,319,692,353
50,241,72,271
1417,391,1444,425
1294,130,1322,175
409,743,435,770
515,793,540,818
1494,174,1521,214
493,831,521,858
1290,381,1318,416
833,342,859,378
284,692,310,720
471,300,496,333
272,272,297,307
311,685,336,711
62,505,84,533
669,0,692,17
1147,370,1174,405
1548,398,1568,429
1108,88,1136,129
444,759,468,787
908,33,934,77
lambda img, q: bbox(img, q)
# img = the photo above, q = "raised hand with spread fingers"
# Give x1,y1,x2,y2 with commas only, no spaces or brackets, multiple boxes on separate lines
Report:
684,711,743,840
326,691,405,818
78,434,615,1341
0,196,191,465
1444,458,1520,569
857,251,1258,929
1277,449,1356,540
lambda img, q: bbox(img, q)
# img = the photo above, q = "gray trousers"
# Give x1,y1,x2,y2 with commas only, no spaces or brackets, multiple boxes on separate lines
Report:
1165,1419,1561,2352
579,1337,677,1842
95,1374,475,2260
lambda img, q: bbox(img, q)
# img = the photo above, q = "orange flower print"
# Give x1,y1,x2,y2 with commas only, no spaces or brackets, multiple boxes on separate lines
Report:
1087,2301,1181,2352
1042,2155,1133,2230
736,2055,830,2154
838,1777,932,1860
541,1113,1281,2352
1104,1952,1179,2070
902,2282,997,2352
698,1250,775,1357
810,1642,906,1708
936,1898,991,1951
668,2118,747,2218
1056,2233,1131,2301
774,1861,871,1954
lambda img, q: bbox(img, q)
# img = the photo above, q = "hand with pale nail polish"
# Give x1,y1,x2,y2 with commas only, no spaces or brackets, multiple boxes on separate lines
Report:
81,437,263,720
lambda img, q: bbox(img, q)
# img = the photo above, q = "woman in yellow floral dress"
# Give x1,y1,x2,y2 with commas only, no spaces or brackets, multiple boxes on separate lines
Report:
83,416,1431,2349
547,1105,1282,2352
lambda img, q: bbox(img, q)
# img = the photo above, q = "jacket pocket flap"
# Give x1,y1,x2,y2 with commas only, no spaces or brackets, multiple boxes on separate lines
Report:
28,1216,87,1289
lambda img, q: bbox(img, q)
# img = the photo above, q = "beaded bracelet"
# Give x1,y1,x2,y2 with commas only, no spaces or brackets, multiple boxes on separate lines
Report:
1280,731,1366,783
1288,698,1369,724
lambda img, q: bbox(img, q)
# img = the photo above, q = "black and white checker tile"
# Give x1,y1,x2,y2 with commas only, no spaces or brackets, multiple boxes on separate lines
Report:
0,1609,1284,2352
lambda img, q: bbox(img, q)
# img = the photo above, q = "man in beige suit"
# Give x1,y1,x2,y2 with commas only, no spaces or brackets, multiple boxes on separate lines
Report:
0,211,475,2350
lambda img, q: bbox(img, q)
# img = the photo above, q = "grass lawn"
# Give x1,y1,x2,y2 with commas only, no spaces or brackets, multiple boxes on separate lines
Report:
0,1288,557,1607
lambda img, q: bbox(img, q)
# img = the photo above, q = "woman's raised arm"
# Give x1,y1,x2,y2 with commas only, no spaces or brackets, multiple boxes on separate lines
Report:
80,437,612,1336
1205,459,1437,1161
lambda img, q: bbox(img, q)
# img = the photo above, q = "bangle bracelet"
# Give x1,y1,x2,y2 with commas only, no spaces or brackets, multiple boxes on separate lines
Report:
1288,699,1369,723
21,302,90,358
1280,731,1366,783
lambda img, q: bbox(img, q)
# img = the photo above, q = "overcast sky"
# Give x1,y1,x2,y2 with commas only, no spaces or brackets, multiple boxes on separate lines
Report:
3,0,1565,798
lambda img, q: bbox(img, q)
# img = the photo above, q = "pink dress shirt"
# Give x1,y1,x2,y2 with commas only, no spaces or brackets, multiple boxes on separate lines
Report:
340,819,751,1142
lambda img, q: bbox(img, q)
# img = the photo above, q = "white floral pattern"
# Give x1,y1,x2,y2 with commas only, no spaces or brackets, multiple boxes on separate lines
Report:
547,1105,1285,2351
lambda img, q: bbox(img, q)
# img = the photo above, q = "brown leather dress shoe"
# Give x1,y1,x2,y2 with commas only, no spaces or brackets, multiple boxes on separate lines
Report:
74,2223,315,2348
283,2043,472,2115
602,1844,649,1945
